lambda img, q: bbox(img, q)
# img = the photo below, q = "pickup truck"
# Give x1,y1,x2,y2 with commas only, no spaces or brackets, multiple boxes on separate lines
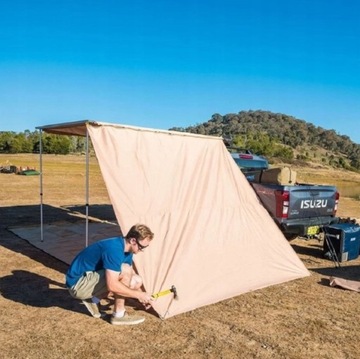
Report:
231,150,340,239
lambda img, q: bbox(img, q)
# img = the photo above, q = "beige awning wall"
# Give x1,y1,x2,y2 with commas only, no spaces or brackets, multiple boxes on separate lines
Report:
85,122,310,319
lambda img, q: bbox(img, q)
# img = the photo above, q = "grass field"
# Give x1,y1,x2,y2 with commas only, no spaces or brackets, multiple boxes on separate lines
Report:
1,153,359,219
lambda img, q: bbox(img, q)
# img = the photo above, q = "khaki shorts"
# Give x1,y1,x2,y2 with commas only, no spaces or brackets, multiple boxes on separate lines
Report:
68,270,108,300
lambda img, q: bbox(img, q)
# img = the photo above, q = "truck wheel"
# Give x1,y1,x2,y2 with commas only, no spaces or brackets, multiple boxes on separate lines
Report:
284,233,298,241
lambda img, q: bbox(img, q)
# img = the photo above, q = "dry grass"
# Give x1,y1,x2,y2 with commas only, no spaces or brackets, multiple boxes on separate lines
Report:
1,153,360,359
0,154,110,205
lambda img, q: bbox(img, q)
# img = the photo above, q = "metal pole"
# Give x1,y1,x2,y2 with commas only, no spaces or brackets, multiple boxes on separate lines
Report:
39,129,44,242
85,128,89,247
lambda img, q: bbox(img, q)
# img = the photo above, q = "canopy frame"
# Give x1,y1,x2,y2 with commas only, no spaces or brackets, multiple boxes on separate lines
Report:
36,121,91,246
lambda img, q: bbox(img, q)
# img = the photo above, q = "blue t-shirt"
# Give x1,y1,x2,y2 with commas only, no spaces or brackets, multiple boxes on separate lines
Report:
65,236,133,288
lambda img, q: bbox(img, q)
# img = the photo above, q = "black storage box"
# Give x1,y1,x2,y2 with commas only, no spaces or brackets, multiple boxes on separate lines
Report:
323,224,360,262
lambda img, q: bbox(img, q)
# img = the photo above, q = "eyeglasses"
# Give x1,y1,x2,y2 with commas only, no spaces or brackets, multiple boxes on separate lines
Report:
135,238,148,251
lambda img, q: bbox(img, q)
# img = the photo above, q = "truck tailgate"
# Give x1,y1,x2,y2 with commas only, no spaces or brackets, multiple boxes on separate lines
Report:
286,186,337,218
252,183,338,219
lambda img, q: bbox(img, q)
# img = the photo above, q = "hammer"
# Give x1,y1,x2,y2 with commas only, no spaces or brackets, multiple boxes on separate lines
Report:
151,285,178,300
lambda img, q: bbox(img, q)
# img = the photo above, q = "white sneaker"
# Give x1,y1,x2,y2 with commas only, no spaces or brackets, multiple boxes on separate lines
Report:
110,313,145,325
81,300,104,318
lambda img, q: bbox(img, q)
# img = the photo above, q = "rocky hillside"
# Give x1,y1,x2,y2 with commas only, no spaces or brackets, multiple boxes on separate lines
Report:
170,110,360,171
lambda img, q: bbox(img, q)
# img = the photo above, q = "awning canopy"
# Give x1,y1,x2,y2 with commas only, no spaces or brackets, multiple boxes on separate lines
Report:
36,120,215,140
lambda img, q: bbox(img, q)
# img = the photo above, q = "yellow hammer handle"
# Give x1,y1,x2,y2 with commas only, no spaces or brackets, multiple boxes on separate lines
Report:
151,288,172,299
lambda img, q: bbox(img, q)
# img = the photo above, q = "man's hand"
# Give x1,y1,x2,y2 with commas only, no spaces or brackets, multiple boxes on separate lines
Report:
137,291,153,309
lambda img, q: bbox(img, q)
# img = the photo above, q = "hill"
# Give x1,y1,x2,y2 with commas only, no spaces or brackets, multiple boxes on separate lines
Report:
170,110,360,171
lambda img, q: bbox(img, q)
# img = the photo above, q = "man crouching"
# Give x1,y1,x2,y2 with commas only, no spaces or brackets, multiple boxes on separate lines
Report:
66,223,154,325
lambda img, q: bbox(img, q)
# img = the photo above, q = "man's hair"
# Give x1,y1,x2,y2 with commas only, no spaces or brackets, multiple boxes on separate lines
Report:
125,224,154,241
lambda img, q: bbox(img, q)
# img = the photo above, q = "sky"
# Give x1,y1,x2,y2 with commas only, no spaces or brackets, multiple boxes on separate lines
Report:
0,0,359,144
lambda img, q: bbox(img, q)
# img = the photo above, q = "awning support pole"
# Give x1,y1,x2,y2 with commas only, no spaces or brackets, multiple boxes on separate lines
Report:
39,129,44,242
85,127,89,247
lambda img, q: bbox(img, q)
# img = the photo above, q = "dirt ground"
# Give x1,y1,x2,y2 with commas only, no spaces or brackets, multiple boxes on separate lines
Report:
1,154,360,359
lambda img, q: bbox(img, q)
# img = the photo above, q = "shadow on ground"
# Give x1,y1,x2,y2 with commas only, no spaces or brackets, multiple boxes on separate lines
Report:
0,203,126,318
0,269,84,315
291,241,324,258
291,238,360,289
314,264,360,282
0,203,116,273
